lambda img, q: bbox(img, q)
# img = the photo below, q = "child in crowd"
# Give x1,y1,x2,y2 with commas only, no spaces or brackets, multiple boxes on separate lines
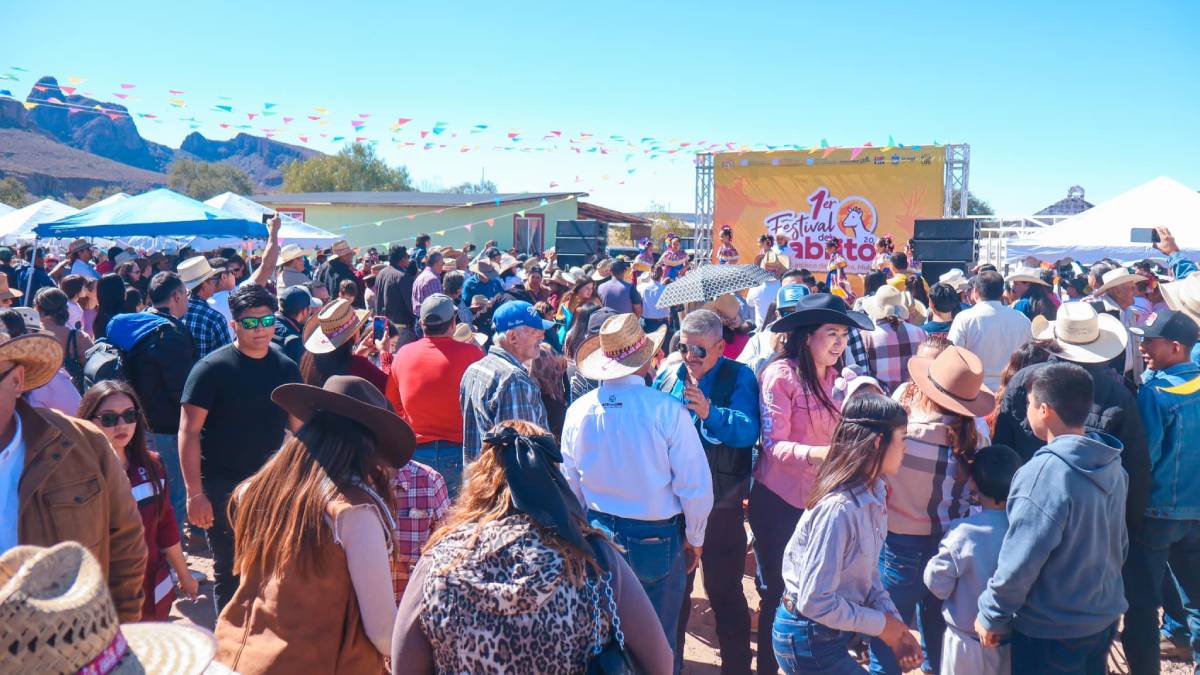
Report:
975,363,1128,674
772,393,922,674
924,444,1022,675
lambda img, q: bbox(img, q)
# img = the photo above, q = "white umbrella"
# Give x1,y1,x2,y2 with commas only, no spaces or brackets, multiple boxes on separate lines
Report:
0,199,80,245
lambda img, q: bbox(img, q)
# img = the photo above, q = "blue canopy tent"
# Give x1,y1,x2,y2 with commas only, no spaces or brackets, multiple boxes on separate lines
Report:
32,188,268,298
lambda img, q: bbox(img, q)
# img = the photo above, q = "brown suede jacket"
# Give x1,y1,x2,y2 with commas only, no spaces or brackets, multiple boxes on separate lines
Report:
16,399,147,621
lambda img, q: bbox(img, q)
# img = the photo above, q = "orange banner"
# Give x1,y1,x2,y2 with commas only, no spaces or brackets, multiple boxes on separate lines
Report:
713,148,945,273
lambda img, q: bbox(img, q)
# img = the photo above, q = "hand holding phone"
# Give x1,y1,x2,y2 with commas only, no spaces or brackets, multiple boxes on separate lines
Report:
372,316,387,341
1131,227,1160,244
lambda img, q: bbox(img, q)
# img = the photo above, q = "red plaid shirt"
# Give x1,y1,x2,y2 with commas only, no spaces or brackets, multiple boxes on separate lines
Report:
389,461,450,601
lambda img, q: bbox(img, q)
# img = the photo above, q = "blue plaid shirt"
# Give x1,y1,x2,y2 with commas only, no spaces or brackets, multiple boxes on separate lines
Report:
182,295,232,358
459,346,548,462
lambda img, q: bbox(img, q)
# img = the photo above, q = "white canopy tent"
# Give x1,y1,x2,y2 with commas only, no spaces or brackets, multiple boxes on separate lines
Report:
0,199,80,245
0,203,14,217
204,192,339,248
1006,177,1200,264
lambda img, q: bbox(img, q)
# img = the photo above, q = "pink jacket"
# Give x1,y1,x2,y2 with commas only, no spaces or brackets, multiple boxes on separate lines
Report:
755,359,839,508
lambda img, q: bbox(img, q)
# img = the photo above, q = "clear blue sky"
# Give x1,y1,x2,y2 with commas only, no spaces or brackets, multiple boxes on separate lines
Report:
4,0,1198,215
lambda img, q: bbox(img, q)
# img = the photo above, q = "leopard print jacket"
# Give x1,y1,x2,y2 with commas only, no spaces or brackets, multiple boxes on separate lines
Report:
419,514,614,674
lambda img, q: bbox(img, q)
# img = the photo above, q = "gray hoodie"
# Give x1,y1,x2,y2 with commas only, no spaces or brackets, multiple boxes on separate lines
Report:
976,432,1129,639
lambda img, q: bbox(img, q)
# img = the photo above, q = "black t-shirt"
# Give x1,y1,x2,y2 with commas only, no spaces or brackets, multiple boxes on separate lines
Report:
182,342,301,482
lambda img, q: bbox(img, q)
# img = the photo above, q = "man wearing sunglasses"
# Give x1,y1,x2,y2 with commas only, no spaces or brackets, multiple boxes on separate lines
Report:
179,285,300,614
653,308,761,674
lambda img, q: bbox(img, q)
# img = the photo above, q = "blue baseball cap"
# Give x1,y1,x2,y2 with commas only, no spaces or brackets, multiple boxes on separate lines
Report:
776,284,811,310
492,300,554,333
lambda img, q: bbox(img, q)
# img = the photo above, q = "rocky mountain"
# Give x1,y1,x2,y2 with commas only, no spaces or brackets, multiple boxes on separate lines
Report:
0,76,322,199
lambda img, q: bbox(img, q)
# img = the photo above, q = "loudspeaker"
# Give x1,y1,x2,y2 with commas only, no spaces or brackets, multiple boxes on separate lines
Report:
920,261,970,284
913,218,978,241
554,220,607,269
910,239,975,262
556,220,607,240
555,237,605,256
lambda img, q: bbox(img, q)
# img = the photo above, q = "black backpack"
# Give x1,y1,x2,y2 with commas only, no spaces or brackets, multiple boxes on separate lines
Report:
82,339,126,389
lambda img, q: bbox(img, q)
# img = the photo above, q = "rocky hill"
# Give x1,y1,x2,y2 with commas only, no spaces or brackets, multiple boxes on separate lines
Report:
0,76,321,199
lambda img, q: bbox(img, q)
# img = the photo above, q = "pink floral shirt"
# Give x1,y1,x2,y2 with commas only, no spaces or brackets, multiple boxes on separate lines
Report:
755,359,840,508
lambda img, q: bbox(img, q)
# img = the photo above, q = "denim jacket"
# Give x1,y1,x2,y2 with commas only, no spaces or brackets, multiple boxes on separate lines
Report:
1138,361,1200,519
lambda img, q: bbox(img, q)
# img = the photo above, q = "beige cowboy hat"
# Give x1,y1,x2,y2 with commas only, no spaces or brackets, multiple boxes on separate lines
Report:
1031,314,1050,337
0,542,218,674
862,285,909,322
0,273,23,301
547,270,577,288
279,243,308,265
497,254,520,275
1093,267,1142,296
440,246,463,260
303,298,369,355
442,258,458,272
906,345,996,417
1161,273,1200,324
452,322,488,348
0,333,63,391
1034,301,1128,364
272,376,416,468
576,313,668,381
522,257,542,274
760,250,791,275
937,268,970,292
591,259,613,282
176,256,222,291
66,238,93,256
1005,267,1050,287
330,240,358,258
702,294,742,327
469,294,489,312
471,259,496,280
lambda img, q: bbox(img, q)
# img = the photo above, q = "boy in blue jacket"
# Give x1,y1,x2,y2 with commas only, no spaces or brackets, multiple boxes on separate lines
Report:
975,363,1128,674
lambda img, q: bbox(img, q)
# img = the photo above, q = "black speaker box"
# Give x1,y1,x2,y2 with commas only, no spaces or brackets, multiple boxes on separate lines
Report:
910,239,975,262
913,218,977,241
919,261,971,284
554,237,606,256
555,220,607,239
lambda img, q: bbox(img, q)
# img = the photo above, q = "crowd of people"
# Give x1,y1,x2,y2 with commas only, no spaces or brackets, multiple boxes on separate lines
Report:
2,219,1199,675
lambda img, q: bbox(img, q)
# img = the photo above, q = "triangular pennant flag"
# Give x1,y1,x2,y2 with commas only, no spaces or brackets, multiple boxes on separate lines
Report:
120,83,136,89
849,147,864,160
434,230,446,237
247,113,257,121
539,198,548,206
485,219,495,226
283,116,294,123
264,102,277,109
67,76,85,85
464,223,473,232
61,86,76,95
169,89,185,95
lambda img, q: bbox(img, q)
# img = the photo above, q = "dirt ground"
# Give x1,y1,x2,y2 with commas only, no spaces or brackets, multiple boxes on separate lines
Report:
171,534,1192,674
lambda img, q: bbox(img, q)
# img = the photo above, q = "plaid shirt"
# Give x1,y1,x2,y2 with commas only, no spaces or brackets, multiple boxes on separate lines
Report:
860,320,927,393
389,461,450,601
182,295,232,358
460,346,548,462
845,327,871,375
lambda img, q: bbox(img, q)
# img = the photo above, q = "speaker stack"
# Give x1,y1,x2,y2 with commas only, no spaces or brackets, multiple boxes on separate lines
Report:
910,218,979,283
554,220,608,270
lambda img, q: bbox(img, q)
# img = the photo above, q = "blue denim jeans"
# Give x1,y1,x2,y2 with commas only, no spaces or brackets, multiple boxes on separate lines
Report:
772,601,865,675
868,532,945,675
748,480,805,675
1121,517,1200,674
1013,622,1117,675
413,440,464,499
1163,572,1190,645
148,432,187,536
588,510,687,671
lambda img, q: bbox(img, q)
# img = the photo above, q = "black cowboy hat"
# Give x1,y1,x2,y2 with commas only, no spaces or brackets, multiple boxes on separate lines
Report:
771,293,874,333
272,375,416,468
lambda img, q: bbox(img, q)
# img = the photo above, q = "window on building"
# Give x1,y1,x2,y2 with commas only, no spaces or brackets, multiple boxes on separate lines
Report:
513,214,545,254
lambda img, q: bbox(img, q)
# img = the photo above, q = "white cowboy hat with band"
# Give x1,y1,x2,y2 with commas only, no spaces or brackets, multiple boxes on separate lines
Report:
1162,273,1200,325
576,313,667,381
862,286,909,322
177,256,223,291
303,298,369,355
278,244,309,265
1005,267,1050,287
937,268,969,292
1034,301,1128,364
1093,267,1142,296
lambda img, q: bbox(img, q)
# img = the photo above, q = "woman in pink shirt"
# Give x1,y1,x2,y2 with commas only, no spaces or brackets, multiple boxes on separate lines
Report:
749,293,874,674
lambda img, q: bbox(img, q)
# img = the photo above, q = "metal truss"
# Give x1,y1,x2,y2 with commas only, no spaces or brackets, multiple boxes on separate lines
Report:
693,153,715,265
944,144,971,217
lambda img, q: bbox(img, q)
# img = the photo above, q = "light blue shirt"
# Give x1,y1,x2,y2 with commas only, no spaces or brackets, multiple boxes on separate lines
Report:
0,413,26,553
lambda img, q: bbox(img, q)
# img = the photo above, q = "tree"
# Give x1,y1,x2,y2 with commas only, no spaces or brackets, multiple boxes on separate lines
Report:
0,177,32,208
950,191,995,216
282,143,413,192
168,158,255,200
644,202,692,243
448,179,498,194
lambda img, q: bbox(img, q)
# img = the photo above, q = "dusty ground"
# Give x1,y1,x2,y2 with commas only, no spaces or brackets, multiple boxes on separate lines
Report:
171,534,1191,674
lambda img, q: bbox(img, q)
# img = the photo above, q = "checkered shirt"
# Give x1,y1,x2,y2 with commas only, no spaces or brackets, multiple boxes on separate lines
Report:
459,346,548,462
844,327,871,375
389,460,450,601
861,320,928,393
182,295,232,358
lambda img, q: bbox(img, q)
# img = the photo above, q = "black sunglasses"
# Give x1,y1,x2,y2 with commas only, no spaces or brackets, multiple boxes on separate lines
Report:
676,343,708,359
93,409,138,428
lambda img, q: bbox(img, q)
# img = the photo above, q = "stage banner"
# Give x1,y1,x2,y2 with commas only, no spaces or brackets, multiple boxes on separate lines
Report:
713,148,945,273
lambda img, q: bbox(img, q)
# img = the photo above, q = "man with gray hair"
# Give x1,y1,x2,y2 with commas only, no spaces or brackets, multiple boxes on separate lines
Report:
654,308,760,674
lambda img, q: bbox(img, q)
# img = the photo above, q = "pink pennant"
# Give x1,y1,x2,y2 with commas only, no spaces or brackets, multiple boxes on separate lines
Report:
464,223,473,232
219,123,231,128
247,113,257,121
420,131,429,138
32,85,47,92
120,83,135,89
61,86,76,95
283,116,294,123
406,215,415,220
307,115,321,120
47,97,63,104
68,108,82,115
107,113,123,121
143,113,157,119
298,135,308,142
485,219,494,226
358,113,370,118
113,93,128,99
355,136,367,142
849,147,864,160
394,117,412,126
168,89,185,95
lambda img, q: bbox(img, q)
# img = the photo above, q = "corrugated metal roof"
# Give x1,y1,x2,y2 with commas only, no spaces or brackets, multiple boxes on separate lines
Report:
250,191,586,207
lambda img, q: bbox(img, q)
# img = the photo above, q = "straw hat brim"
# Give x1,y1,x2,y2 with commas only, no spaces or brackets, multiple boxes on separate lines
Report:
304,308,369,355
576,324,667,381
0,333,63,391
1034,312,1128,364
279,248,308,264
122,623,218,675
181,268,219,291
863,297,908,323
1093,271,1142,296
1005,274,1050,287
271,382,416,467
906,355,997,417
1161,278,1200,325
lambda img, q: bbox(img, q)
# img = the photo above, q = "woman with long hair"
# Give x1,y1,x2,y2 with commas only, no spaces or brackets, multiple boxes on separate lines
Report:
392,419,672,674
78,380,198,620
34,286,92,389
215,375,414,674
555,276,595,345
749,293,874,675
93,272,127,340
115,259,143,289
772,393,921,674
299,298,386,392
867,345,994,674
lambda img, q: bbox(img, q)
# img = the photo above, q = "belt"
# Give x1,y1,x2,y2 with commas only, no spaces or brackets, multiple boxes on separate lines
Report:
590,511,684,528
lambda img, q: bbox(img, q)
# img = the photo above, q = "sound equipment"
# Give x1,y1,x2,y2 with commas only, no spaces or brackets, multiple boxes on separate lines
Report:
919,261,969,285
913,218,978,240
555,220,608,269
912,218,978,281
910,239,975,262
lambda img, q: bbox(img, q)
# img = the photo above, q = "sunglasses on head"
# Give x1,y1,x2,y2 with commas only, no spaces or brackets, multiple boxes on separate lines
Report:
677,343,709,359
93,409,138,428
238,315,277,330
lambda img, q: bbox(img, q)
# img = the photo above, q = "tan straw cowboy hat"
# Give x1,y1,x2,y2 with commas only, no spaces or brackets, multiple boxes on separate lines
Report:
591,259,613,282
760,250,791,275
1161,273,1200,325
1093,267,1142,296
702,294,742,327
0,273,23,301
547,270,577,288
0,542,218,674
471,259,497,280
330,240,357,258
1034,301,1127,364
452,322,488,347
1005,267,1050,287
303,298,369,355
862,285,909,322
907,345,996,417
66,238,92,256
576,313,667,381
272,375,416,467
0,333,63,391
176,256,222,291
279,243,308,265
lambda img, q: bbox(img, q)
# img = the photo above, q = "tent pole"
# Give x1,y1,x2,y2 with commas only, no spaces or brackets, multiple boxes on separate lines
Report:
24,234,37,305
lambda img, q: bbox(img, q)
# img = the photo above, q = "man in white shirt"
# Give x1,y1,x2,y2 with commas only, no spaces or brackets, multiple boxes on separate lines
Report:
636,266,671,334
948,271,1032,391
561,313,712,668
746,251,789,330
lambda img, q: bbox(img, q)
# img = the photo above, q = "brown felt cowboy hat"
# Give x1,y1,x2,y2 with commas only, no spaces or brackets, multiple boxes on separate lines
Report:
0,274,23,301
906,345,996,417
272,375,416,468
576,313,667,381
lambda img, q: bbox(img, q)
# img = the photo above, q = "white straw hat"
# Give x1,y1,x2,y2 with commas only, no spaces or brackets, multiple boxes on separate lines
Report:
576,313,667,381
1034,301,1128,364
1093,267,1142,296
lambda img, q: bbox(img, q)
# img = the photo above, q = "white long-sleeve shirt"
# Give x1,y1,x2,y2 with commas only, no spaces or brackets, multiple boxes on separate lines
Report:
947,300,1032,391
560,374,714,546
